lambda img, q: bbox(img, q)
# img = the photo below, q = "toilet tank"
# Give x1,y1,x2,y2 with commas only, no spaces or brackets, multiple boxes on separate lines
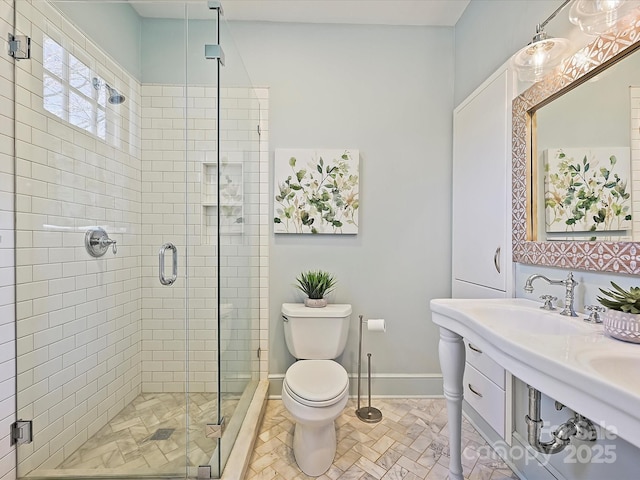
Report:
282,303,352,359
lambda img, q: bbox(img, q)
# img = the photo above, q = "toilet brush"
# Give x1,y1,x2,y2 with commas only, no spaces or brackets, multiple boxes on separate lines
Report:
356,315,383,423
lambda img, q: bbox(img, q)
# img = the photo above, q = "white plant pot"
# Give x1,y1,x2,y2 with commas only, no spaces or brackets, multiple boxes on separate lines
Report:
304,298,327,308
603,310,640,344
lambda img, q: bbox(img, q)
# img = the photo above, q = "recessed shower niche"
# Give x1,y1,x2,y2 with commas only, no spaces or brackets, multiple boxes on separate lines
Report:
202,158,245,243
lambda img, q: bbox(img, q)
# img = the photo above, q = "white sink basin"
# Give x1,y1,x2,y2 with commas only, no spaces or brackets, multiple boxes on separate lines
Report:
579,351,640,396
465,302,591,336
430,297,640,456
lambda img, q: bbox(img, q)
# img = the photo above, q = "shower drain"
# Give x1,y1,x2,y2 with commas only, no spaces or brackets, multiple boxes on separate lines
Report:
149,428,175,440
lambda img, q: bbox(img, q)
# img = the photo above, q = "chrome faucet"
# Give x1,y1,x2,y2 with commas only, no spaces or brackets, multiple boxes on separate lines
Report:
523,272,578,317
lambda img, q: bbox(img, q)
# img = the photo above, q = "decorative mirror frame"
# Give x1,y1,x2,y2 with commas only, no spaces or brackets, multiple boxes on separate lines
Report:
513,15,640,274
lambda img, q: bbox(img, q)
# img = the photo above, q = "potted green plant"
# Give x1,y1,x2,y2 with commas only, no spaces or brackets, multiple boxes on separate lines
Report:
295,270,337,308
597,282,640,343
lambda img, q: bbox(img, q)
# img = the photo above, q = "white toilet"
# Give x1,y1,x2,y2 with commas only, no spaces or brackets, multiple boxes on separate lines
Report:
281,303,351,476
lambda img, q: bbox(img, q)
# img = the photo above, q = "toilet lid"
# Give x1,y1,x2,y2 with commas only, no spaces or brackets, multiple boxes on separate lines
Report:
284,360,349,405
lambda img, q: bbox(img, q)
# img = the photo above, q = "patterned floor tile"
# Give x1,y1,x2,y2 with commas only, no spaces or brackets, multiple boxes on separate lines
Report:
37,395,519,479
247,399,519,480
53,392,238,474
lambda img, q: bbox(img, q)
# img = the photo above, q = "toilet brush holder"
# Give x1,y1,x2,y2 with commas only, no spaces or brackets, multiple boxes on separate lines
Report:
356,315,383,423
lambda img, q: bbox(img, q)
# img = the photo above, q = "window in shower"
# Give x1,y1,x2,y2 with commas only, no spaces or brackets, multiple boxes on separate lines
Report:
42,36,106,139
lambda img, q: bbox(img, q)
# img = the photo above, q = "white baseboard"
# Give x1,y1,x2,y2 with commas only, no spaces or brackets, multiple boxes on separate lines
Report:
267,372,443,398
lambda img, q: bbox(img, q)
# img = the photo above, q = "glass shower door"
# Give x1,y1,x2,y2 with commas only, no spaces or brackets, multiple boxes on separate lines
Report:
213,17,263,476
13,1,265,477
12,1,222,478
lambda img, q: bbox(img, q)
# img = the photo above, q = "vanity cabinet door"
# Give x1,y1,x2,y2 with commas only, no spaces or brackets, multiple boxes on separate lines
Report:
452,68,514,295
463,338,511,441
464,363,506,437
465,340,504,388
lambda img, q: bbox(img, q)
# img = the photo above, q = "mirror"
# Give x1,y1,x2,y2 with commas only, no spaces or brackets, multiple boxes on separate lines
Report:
512,17,640,274
535,49,640,242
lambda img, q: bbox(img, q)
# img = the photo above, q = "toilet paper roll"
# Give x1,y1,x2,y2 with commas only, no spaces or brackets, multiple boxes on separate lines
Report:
367,318,386,332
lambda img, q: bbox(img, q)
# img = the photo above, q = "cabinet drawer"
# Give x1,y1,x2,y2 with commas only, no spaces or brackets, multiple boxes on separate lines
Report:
464,363,505,436
465,340,505,388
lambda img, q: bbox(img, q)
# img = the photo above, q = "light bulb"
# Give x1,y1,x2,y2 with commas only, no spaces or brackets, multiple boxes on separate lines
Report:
512,36,570,83
570,0,640,35
596,0,623,12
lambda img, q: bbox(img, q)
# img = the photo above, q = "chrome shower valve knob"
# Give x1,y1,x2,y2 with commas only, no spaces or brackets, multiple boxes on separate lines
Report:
85,227,117,257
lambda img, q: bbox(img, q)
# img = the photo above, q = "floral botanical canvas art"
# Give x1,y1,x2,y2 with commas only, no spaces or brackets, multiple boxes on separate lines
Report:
274,149,359,234
544,147,632,233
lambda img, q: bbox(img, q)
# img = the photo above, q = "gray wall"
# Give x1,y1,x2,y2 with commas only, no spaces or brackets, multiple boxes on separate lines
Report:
54,1,142,79
141,19,213,84
141,18,254,86
228,21,454,395
454,0,577,106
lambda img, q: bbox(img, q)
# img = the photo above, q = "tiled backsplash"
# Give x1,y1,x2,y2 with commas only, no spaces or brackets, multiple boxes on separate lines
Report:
9,0,269,476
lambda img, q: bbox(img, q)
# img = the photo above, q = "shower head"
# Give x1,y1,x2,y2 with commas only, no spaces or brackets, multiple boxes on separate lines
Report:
105,84,125,105
92,77,126,105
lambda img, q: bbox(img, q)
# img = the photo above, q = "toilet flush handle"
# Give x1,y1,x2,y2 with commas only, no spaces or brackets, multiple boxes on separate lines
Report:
282,315,289,322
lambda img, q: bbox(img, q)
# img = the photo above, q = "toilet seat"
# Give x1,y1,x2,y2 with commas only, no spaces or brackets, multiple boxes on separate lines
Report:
284,360,349,407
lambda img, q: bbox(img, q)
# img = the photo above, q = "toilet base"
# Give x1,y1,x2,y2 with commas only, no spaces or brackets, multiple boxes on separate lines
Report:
292,420,337,477
281,360,349,476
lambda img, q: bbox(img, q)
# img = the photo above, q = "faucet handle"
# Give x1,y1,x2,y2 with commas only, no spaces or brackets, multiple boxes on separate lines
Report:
584,305,605,324
540,295,557,310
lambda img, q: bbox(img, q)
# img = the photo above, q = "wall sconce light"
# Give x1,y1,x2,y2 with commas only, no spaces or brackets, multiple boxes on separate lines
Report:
512,0,573,83
569,0,640,36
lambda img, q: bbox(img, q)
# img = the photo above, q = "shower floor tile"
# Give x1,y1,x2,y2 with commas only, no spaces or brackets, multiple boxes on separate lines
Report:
46,392,238,475
246,398,520,480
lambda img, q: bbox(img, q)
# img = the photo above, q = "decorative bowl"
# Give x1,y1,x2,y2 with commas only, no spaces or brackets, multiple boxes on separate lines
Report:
603,310,640,344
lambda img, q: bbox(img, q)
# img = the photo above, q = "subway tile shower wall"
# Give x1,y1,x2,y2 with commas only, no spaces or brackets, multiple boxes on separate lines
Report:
139,85,268,395
14,1,143,474
9,0,270,476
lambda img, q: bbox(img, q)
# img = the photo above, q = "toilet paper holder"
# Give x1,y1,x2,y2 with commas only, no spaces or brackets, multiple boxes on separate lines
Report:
356,315,384,423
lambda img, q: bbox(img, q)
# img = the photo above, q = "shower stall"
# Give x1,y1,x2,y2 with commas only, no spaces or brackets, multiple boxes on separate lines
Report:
11,0,268,478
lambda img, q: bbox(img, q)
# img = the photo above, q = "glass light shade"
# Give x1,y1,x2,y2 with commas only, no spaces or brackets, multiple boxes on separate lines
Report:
512,36,571,82
569,0,640,35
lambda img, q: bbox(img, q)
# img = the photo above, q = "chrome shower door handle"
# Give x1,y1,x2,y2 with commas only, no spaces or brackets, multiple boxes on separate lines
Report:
159,243,178,286
494,246,501,274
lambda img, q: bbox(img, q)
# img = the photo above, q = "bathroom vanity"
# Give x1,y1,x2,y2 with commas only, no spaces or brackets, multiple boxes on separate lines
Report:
463,338,510,439
431,297,640,480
